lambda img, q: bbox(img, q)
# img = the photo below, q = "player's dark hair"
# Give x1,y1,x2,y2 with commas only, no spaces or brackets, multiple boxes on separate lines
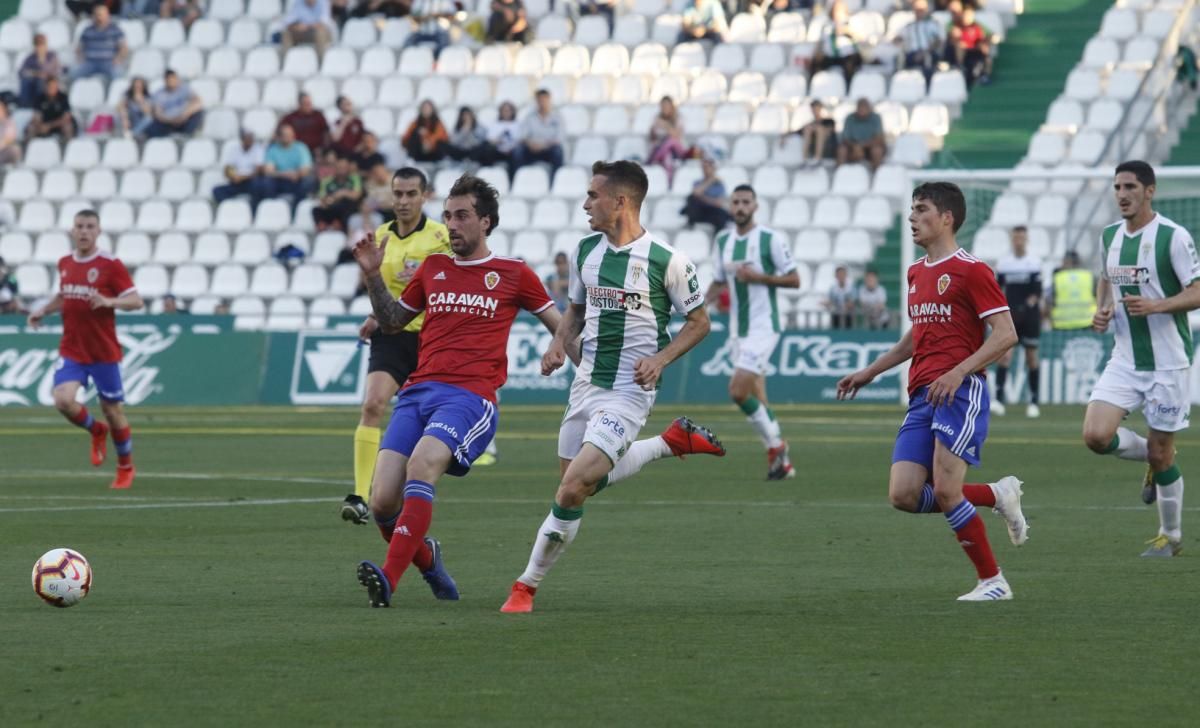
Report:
1115,160,1156,188
448,174,500,235
732,184,756,198
591,160,649,209
912,181,966,233
1011,225,1027,233
74,209,100,222
392,166,428,192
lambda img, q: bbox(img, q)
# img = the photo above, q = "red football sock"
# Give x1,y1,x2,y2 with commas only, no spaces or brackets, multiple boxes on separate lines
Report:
381,480,434,589
945,500,999,579
112,426,133,468
963,483,996,507
411,542,434,572
68,406,105,435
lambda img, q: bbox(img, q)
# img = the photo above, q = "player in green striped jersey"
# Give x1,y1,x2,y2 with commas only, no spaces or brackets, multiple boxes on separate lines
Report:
1082,161,1200,558
705,184,801,479
500,161,727,613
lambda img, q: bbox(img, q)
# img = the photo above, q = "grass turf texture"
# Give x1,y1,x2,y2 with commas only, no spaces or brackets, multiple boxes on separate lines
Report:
1,404,1197,726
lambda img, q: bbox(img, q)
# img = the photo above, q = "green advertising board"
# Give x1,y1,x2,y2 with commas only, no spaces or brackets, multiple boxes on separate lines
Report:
0,315,1178,407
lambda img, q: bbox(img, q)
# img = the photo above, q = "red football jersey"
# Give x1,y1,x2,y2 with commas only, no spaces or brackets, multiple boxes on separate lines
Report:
906,249,1009,394
57,250,136,364
399,253,553,401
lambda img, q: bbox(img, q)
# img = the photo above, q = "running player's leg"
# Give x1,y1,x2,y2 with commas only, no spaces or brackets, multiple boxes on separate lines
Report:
92,363,133,489
347,343,406,523
378,434,454,588
1083,363,1147,461
931,439,1009,600
52,359,108,464
1141,370,1188,556
1023,340,1041,416
993,346,1013,415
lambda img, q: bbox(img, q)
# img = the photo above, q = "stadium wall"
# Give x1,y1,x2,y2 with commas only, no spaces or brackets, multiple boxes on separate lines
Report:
3,315,1193,407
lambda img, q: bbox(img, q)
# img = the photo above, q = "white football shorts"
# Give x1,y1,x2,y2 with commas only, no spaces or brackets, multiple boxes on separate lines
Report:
557,377,655,464
1089,360,1191,432
731,333,780,376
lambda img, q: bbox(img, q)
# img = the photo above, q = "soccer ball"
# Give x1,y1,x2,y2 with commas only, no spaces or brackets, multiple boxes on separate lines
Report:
32,548,92,608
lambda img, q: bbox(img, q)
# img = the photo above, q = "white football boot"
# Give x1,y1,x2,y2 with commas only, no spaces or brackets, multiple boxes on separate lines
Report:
957,572,1013,601
989,475,1028,546
991,400,1007,416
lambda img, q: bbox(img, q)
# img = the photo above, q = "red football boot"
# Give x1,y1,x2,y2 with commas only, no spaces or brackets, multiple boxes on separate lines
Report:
660,417,726,458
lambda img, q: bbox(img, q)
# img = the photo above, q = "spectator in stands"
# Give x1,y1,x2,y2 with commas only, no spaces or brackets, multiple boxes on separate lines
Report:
681,156,732,230
0,101,20,166
811,0,862,82
141,69,205,139
648,96,691,184
401,99,450,163
213,129,266,205
282,0,337,58
948,5,994,87
755,0,812,26
157,0,204,28
161,293,188,314
252,122,315,210
213,300,231,315
825,265,855,329
349,0,413,17
330,96,365,157
857,270,889,329
353,131,387,172
565,0,617,34
783,99,837,166
678,0,728,45
0,256,20,314
70,4,128,83
486,101,521,167
118,76,153,137
510,89,564,179
361,162,393,221
897,0,945,84
445,106,496,166
404,0,457,58
487,0,531,44
66,0,121,20
281,93,330,157
545,251,571,311
18,34,62,110
313,152,364,231
25,77,76,142
837,98,886,171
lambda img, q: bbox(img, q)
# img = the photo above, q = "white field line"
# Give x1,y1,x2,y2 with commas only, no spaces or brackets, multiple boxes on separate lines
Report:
0,469,1194,514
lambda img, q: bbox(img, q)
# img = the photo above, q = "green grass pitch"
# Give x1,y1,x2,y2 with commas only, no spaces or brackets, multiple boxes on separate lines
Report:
1,403,1198,726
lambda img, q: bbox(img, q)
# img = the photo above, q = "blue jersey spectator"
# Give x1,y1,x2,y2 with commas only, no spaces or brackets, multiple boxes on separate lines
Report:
70,5,127,82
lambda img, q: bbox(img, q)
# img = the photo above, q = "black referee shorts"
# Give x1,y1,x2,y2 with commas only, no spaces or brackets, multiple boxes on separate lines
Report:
1012,309,1042,348
367,330,420,387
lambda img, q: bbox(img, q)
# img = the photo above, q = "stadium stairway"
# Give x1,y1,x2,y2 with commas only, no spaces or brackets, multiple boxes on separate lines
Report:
937,0,1114,168
1168,107,1200,164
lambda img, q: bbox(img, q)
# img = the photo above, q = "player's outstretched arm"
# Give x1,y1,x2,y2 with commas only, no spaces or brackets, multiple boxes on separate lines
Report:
543,302,584,374
90,290,143,311
27,294,63,327
926,311,1017,407
837,329,913,399
735,265,800,289
363,272,416,334
535,305,582,367
632,306,710,389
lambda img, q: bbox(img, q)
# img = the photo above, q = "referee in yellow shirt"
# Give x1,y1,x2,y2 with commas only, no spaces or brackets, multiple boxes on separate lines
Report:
342,167,451,525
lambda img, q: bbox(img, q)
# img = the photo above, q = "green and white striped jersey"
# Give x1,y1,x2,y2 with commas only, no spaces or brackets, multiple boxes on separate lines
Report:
712,225,796,338
568,230,703,391
1100,213,1200,371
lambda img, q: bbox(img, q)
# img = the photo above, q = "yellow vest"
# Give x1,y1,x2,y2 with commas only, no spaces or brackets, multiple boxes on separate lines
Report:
1051,268,1096,330
375,216,451,333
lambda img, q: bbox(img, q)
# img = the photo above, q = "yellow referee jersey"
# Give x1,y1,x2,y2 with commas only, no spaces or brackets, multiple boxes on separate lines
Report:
375,215,451,332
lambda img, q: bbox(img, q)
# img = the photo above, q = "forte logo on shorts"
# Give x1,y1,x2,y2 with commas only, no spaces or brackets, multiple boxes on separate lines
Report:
587,286,643,311
599,412,626,438
427,421,460,438
1109,266,1151,286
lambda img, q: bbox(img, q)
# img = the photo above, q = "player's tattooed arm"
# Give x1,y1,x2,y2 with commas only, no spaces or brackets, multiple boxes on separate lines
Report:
364,272,415,333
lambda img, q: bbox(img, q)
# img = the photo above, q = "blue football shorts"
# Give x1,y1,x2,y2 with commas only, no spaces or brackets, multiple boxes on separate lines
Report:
379,381,498,477
892,373,989,469
53,357,125,402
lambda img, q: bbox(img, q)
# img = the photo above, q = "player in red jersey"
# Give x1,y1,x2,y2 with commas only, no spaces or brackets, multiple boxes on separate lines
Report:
350,174,570,608
27,209,143,489
837,182,1029,601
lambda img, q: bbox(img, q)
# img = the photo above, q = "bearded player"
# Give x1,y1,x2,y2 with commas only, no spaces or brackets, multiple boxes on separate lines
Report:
837,183,1028,601
27,209,143,489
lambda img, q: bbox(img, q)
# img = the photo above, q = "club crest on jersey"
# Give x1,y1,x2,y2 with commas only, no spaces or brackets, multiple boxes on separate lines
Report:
631,263,644,284
87,268,99,283
937,274,950,295
484,271,500,290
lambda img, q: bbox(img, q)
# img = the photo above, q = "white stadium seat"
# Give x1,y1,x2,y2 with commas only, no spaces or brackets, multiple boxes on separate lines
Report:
34,232,70,263
171,264,210,298
134,264,170,298
40,169,77,201
250,264,289,298
193,232,233,265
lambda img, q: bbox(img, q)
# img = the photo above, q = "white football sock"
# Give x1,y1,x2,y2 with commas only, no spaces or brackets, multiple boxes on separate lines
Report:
1115,427,1148,461
605,436,671,487
746,405,783,450
1157,476,1184,542
517,508,582,589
